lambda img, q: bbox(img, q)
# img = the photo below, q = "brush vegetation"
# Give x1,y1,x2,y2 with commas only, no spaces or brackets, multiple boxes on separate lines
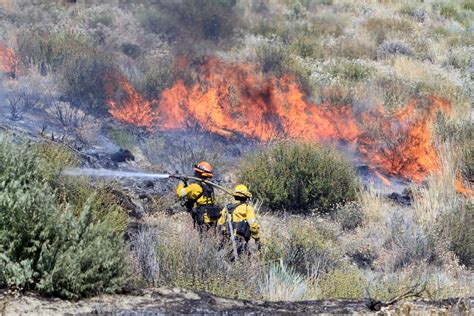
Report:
0,0,472,304
0,137,129,299
238,142,358,213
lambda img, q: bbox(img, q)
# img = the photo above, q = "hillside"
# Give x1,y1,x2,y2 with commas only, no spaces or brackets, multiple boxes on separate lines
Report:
0,0,472,314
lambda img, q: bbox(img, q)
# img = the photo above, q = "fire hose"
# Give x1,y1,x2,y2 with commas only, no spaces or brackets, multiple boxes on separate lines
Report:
61,168,234,196
168,174,233,196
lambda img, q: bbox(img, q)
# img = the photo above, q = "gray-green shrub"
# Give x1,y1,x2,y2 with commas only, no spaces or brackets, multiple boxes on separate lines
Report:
238,142,358,213
0,136,128,299
58,53,112,112
138,0,240,41
17,30,92,75
441,202,473,268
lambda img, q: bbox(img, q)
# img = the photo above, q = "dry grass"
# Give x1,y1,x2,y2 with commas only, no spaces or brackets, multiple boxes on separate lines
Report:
413,142,461,226
358,186,388,224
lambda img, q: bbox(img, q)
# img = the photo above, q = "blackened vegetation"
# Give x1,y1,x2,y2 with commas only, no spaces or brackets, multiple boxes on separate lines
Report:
111,148,135,164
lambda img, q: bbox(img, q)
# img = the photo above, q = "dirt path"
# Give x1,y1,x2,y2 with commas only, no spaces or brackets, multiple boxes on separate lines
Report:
0,288,471,315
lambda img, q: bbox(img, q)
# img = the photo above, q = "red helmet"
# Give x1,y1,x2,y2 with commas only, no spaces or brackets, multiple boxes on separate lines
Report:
194,161,213,178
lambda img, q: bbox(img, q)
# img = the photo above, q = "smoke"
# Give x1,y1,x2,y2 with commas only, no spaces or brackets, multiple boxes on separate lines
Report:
62,167,170,179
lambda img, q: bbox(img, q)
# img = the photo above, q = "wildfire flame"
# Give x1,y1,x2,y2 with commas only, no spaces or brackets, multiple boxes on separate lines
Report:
0,43,19,77
455,176,474,197
105,71,158,128
106,58,451,183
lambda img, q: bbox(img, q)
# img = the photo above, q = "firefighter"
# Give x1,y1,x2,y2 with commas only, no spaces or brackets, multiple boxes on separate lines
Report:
176,161,221,231
217,184,261,258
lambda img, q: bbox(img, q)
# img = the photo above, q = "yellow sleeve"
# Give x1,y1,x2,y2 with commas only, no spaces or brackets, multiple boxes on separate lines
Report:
176,182,203,200
217,207,226,226
246,205,260,240
176,181,185,198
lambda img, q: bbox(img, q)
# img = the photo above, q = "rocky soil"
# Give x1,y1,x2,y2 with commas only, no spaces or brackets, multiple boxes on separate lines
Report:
0,288,471,315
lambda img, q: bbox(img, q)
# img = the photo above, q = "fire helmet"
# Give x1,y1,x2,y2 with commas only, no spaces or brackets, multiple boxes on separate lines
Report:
194,161,213,178
233,184,252,199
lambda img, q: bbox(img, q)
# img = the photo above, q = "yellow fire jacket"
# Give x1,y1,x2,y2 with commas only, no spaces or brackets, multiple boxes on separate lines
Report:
217,202,260,240
176,181,216,223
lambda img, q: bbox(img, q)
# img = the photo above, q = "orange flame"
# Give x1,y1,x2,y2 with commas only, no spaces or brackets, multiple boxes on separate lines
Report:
455,176,474,197
106,58,451,182
358,97,451,182
105,71,158,129
374,170,393,188
0,43,19,77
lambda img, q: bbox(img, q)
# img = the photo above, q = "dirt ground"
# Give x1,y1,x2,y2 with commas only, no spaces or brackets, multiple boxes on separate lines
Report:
0,288,471,315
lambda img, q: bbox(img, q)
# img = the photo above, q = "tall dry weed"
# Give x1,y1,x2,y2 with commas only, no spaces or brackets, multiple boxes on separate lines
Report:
413,142,461,226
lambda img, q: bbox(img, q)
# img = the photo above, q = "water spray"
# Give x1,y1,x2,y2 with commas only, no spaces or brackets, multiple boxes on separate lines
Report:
62,168,233,195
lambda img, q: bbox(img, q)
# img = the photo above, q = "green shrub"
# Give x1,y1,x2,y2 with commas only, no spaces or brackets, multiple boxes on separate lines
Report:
17,30,92,75
89,13,114,28
256,43,313,94
138,58,176,100
318,264,366,299
58,52,112,112
332,201,364,231
108,127,139,150
0,136,128,299
238,142,358,213
34,141,80,183
139,0,240,41
256,43,287,75
137,9,163,34
441,202,474,268
262,217,339,276
329,60,373,81
440,3,463,22
464,0,474,11
56,179,128,234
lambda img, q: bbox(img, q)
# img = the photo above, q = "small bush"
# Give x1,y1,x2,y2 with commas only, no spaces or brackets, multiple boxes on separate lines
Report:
256,42,287,75
318,265,366,299
440,3,463,23
58,53,112,113
328,36,377,60
0,136,128,299
89,12,114,28
384,210,443,270
108,127,139,151
263,218,339,277
461,139,474,181
441,202,474,268
137,57,176,100
137,9,163,34
238,142,358,213
259,262,312,301
332,201,364,231
464,0,474,11
121,43,141,59
56,179,128,234
377,41,413,59
328,60,373,81
34,141,80,182
363,17,415,44
139,0,240,42
17,30,91,75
